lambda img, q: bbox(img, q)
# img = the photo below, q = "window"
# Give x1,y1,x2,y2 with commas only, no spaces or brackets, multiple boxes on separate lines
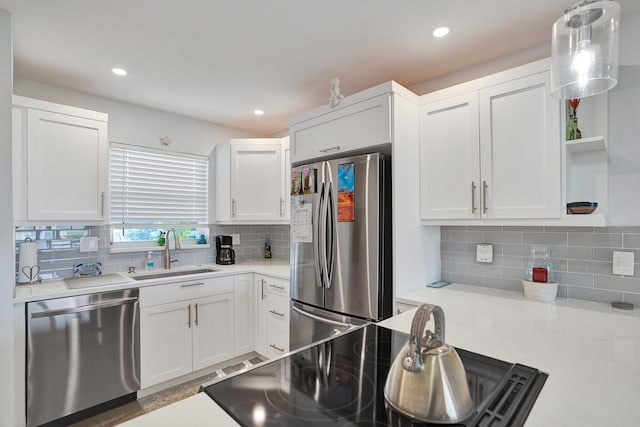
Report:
109,143,209,248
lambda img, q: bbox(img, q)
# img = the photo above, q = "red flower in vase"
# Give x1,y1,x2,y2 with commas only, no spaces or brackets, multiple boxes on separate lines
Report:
569,98,581,111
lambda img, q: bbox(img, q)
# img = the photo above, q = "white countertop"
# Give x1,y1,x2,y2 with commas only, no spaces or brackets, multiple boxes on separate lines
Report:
14,260,290,303
115,283,640,426
384,284,640,427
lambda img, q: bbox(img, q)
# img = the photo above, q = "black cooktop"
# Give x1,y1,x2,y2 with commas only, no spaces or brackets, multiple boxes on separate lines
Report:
204,324,547,426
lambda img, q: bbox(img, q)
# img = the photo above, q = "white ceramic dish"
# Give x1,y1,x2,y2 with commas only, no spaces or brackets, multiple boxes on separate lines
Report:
522,279,558,302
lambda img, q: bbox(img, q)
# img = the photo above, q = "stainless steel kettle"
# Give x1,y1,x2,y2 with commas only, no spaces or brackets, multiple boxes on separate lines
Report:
384,304,474,423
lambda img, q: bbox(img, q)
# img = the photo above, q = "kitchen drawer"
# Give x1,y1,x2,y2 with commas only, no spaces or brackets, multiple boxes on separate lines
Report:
265,277,289,298
140,276,234,308
267,294,289,326
267,323,289,358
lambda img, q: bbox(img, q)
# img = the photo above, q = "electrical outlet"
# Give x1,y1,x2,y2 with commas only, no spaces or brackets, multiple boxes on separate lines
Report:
230,234,240,245
613,251,634,276
476,243,493,263
79,236,99,252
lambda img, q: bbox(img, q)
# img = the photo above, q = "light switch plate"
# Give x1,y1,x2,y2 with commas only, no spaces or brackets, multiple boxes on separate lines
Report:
476,244,493,263
79,236,99,252
613,251,634,276
230,234,240,245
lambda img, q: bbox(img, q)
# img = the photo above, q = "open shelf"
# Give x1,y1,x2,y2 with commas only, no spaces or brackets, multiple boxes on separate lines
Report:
565,136,606,152
562,93,608,225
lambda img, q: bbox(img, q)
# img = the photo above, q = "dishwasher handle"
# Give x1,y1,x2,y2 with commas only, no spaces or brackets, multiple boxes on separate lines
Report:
30,297,139,319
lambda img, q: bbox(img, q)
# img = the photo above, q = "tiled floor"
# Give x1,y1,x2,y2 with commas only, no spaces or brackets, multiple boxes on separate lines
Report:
68,356,264,427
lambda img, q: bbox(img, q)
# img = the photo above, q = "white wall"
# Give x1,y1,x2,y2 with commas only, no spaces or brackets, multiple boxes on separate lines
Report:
608,10,640,225
0,10,14,427
13,77,263,156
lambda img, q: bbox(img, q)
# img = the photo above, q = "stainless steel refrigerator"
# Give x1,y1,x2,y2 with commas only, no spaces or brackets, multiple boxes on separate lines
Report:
289,152,392,350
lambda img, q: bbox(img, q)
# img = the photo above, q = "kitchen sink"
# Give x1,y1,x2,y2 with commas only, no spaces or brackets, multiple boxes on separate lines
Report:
131,268,219,281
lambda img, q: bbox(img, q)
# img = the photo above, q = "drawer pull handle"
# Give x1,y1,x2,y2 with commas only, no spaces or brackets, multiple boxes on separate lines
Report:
269,284,286,290
269,344,285,353
269,310,285,317
180,282,205,288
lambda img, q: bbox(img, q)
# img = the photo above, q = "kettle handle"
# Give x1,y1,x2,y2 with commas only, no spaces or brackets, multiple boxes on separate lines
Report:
403,304,445,372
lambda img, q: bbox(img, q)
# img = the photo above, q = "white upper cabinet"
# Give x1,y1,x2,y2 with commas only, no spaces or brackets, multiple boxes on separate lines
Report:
420,92,480,219
287,82,423,164
419,61,561,223
479,72,560,219
215,138,289,224
12,96,108,224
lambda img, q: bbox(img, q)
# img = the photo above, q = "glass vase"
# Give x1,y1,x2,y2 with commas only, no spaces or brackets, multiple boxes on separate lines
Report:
526,245,554,283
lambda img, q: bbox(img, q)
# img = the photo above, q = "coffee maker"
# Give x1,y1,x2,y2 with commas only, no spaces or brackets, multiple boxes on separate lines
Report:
215,235,235,265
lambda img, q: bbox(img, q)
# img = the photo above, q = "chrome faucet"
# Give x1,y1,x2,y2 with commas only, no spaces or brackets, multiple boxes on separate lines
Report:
163,228,182,269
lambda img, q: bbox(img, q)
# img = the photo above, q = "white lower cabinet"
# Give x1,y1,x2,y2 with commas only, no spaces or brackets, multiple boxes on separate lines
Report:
139,277,234,389
233,274,255,356
255,274,290,359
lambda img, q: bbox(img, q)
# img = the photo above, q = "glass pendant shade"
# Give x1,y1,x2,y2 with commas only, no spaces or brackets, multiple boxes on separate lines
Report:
551,0,620,99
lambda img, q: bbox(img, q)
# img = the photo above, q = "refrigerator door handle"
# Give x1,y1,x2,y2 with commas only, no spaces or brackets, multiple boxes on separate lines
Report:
325,181,335,288
319,177,330,289
315,182,326,288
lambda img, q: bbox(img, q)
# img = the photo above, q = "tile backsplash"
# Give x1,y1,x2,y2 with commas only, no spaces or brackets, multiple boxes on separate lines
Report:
15,224,290,281
440,226,640,306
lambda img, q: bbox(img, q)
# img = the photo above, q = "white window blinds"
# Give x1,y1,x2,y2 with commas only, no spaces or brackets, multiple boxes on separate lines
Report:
109,143,208,225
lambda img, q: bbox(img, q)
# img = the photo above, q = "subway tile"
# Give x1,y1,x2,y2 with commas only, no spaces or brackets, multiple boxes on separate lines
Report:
567,286,622,304
440,230,451,241
552,259,568,273
442,241,469,253
450,231,484,242
596,227,640,234
450,253,477,264
550,245,594,260
556,285,568,299
554,272,594,287
483,231,522,244
568,260,613,275
502,244,531,257
594,275,640,293
450,273,484,287
440,272,452,281
467,226,503,231
484,277,522,292
466,263,503,277
502,267,527,280
523,232,568,245
623,234,640,249
622,293,640,307
441,226,466,231
544,226,594,232
568,233,622,248
491,255,523,268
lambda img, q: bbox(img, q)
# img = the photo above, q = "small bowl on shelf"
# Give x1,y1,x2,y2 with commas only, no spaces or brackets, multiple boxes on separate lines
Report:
567,201,598,215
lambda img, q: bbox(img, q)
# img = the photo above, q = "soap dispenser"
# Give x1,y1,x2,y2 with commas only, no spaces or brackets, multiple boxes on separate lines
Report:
145,252,154,270
264,239,272,259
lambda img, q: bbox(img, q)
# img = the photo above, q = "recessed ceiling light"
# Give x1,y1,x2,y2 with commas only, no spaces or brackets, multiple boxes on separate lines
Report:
432,26,450,38
112,67,127,76
253,109,265,116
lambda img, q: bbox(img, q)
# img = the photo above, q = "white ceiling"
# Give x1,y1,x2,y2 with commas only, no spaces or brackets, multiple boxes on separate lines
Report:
1,0,638,135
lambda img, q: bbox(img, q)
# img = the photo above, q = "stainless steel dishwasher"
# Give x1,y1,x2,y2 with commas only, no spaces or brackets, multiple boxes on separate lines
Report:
26,288,140,427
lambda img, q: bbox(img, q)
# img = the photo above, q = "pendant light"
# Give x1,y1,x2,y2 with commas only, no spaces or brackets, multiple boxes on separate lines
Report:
550,0,620,99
